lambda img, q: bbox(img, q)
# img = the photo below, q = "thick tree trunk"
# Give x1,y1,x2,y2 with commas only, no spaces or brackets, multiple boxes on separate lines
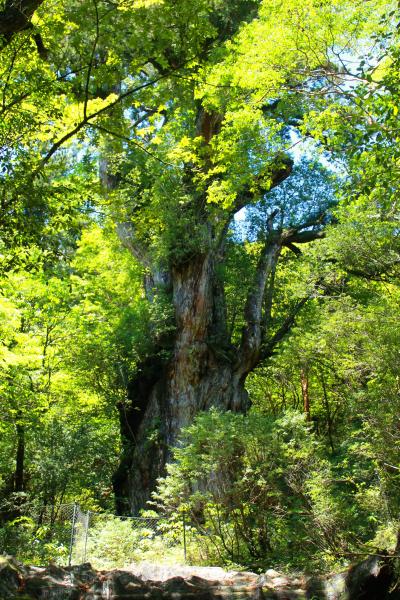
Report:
109,105,326,512
112,210,323,512
113,253,249,514
113,362,248,514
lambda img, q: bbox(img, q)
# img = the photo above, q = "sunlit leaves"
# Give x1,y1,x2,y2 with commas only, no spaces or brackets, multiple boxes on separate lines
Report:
0,224,149,511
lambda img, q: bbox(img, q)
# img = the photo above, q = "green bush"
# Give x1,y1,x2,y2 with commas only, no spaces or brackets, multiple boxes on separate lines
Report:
154,409,383,570
0,516,69,565
78,515,184,569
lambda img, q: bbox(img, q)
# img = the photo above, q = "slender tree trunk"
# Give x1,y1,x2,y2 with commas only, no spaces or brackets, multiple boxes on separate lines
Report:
14,417,25,493
300,368,311,423
320,370,335,453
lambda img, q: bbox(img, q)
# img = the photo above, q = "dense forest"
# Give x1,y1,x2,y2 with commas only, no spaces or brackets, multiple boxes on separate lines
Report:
0,0,399,573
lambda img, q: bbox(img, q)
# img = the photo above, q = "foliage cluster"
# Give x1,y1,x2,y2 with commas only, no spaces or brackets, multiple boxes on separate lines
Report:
154,407,398,571
0,225,149,522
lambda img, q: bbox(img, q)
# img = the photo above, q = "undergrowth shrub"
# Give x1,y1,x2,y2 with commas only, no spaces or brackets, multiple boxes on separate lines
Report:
78,515,184,569
154,409,387,571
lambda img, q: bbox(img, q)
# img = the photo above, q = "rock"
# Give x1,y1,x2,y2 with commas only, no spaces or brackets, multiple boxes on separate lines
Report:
108,569,147,594
265,569,282,579
24,574,80,599
127,562,239,583
0,556,24,598
344,554,397,600
68,562,98,584
269,576,290,588
186,575,219,587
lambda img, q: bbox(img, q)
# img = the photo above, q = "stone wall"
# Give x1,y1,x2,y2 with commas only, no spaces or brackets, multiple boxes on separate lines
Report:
1,554,399,599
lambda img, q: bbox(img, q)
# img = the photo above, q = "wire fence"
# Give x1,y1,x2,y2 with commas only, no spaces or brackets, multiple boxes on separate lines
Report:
2,503,261,568
17,503,188,567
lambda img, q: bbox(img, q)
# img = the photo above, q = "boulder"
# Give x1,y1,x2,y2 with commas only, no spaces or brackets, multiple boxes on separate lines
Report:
265,569,282,579
0,556,24,598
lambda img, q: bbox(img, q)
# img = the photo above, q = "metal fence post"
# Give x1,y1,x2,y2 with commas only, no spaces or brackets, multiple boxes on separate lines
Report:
68,502,78,567
83,510,90,563
183,512,187,563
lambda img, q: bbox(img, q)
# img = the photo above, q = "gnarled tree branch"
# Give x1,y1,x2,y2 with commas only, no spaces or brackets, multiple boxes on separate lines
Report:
235,206,327,374
260,295,310,361
283,228,326,245
0,0,44,39
237,210,282,373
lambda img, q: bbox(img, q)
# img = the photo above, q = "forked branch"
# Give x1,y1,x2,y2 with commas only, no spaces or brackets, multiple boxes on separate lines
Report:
260,295,310,361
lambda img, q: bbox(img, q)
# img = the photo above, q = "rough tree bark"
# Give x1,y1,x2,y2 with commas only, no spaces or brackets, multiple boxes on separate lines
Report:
112,244,252,512
113,226,322,512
